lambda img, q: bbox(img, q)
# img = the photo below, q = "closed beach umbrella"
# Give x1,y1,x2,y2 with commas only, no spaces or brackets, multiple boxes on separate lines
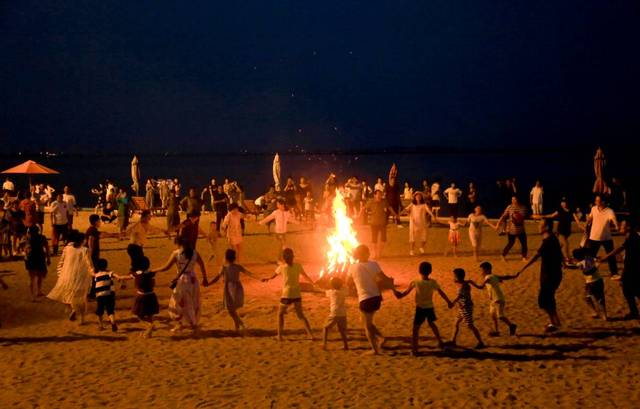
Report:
1,159,60,187
389,163,398,182
273,153,281,191
592,147,608,194
131,155,140,196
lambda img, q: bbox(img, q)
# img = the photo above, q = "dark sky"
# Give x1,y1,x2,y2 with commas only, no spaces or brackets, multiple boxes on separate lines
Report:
1,1,639,154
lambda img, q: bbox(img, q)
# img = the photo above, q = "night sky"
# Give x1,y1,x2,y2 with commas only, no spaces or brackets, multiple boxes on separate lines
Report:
2,1,639,154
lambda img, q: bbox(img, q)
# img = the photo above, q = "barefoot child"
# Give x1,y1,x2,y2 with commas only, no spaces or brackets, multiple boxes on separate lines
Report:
93,258,129,332
476,262,517,336
262,248,314,341
209,249,260,333
449,268,485,348
573,248,607,320
394,261,452,355
321,276,349,350
128,257,159,338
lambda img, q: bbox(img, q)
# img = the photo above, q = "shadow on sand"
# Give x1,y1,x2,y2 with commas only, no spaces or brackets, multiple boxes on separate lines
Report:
0,331,128,345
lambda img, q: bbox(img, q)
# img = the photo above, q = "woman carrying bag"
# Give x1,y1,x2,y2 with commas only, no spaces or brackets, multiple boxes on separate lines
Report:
152,236,208,333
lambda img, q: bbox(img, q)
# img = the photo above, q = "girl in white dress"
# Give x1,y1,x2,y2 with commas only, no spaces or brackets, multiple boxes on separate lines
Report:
467,206,496,261
404,192,435,256
47,232,95,324
152,237,208,333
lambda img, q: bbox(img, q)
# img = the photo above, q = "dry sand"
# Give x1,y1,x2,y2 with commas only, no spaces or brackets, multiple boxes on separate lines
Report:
1,211,639,408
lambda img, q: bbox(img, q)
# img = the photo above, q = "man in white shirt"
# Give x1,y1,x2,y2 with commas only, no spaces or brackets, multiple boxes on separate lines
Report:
2,178,15,195
587,195,619,277
443,182,462,218
50,193,70,254
530,181,544,215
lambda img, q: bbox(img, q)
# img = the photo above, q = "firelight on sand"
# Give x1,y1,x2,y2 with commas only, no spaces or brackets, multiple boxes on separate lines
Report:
319,189,359,278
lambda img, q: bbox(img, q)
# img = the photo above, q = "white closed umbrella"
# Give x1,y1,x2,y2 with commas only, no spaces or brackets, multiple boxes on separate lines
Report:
273,153,281,191
131,155,140,195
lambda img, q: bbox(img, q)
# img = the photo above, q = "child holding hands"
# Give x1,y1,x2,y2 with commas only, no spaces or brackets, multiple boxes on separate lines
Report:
394,261,452,355
573,248,608,320
208,249,261,334
449,268,485,349
262,248,315,341
320,276,349,350
476,262,518,336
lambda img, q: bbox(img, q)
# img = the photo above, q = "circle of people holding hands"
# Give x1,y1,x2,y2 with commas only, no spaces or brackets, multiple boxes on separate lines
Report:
0,172,638,358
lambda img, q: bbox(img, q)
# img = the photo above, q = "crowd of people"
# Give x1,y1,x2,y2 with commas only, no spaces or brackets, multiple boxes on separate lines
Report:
0,168,637,357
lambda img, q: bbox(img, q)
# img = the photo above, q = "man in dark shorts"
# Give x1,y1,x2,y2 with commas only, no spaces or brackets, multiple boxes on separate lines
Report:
362,190,398,259
498,195,528,261
518,223,563,332
212,185,229,234
601,220,640,320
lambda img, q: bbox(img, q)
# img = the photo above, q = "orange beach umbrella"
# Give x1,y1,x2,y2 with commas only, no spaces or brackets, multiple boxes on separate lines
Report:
1,159,60,187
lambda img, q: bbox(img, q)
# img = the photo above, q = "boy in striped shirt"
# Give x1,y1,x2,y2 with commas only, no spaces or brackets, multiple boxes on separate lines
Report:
94,258,127,332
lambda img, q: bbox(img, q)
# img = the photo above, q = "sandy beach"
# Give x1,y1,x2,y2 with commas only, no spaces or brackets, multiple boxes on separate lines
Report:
1,210,639,408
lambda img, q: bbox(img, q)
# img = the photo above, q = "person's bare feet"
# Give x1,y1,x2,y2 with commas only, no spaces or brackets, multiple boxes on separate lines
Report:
362,349,379,356
377,336,387,350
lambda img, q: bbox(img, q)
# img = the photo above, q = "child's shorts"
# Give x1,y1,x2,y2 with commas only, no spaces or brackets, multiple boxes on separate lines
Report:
489,300,505,318
359,295,382,313
96,294,115,316
324,315,347,331
585,279,605,302
280,297,302,305
414,307,437,326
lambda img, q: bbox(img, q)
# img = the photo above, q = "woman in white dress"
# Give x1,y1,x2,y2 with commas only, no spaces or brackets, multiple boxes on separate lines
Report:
404,192,434,256
153,237,208,332
467,206,497,261
47,231,95,324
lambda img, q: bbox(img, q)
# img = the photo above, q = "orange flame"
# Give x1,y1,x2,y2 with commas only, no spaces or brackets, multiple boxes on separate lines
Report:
319,189,359,278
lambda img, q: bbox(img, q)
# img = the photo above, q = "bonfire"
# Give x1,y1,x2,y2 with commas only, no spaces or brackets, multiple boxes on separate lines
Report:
319,189,360,279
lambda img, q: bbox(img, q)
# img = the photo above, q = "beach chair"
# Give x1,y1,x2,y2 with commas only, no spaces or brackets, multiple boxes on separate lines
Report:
242,200,260,220
131,196,165,216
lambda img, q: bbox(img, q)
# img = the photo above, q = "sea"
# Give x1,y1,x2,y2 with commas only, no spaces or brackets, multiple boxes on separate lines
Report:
1,148,636,217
